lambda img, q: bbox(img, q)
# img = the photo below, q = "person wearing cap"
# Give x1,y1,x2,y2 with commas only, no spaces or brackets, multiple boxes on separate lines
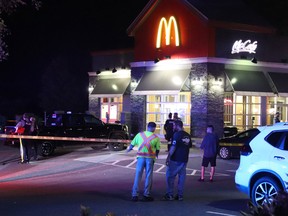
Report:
126,122,161,202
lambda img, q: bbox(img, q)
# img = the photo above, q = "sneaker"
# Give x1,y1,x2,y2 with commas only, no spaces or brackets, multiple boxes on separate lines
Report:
174,194,183,201
198,178,204,182
19,160,29,164
142,196,154,202
131,196,138,202
162,193,174,201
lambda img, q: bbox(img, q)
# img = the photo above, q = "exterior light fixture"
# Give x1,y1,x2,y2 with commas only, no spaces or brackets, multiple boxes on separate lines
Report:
88,85,95,93
112,68,117,73
154,58,160,63
251,57,257,64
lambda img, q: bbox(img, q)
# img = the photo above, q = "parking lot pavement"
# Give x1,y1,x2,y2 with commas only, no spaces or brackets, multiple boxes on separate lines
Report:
0,139,20,160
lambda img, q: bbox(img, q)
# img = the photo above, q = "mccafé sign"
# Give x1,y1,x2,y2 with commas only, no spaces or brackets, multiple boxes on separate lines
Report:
231,39,258,54
156,16,180,48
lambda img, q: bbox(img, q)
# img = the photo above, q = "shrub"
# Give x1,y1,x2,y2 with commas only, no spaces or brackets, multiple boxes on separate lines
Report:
241,191,288,216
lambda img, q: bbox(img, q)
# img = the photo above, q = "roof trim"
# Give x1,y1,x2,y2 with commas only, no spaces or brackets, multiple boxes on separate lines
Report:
127,0,276,37
127,0,209,36
130,57,288,71
127,0,159,36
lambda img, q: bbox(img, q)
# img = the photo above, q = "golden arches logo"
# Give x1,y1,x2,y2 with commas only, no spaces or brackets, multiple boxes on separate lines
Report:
156,16,180,48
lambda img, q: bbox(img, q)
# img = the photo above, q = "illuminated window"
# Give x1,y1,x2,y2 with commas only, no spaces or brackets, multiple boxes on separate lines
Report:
147,92,191,134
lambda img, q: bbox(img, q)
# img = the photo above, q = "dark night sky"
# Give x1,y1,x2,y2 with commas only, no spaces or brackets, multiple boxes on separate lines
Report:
0,0,287,118
0,0,148,117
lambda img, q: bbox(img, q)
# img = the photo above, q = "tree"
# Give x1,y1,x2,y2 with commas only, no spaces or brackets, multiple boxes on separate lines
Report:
0,0,41,61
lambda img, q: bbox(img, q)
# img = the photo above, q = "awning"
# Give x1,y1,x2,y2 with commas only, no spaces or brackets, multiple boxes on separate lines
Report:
225,70,274,96
133,69,190,95
268,72,288,96
91,78,130,97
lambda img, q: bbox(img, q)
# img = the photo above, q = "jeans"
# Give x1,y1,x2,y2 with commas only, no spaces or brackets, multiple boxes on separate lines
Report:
132,157,154,197
166,160,187,197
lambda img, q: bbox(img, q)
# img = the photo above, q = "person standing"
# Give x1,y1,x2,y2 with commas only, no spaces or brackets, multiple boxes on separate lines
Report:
173,112,181,121
163,120,192,201
15,113,35,163
274,111,280,123
164,112,174,151
198,125,219,182
126,122,161,202
30,116,39,161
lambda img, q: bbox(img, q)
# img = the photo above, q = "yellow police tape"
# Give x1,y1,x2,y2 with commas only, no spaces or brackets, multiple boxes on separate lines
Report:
0,134,131,143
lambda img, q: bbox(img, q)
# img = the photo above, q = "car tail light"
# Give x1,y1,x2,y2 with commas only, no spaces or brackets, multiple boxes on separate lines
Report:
240,144,252,156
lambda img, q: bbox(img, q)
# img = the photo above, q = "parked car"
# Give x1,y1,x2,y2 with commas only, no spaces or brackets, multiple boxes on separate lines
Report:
218,128,260,159
3,120,18,146
37,112,130,156
235,123,288,206
223,126,238,137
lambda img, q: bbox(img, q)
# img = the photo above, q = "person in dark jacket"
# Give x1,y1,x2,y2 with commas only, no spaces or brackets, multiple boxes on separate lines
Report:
163,120,192,201
30,116,39,161
199,125,219,182
274,111,280,123
164,112,174,151
15,113,37,163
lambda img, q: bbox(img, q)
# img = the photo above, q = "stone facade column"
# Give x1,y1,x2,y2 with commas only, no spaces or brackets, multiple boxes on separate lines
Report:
191,63,225,138
130,95,146,138
130,67,147,138
260,96,267,126
88,73,101,118
88,95,101,118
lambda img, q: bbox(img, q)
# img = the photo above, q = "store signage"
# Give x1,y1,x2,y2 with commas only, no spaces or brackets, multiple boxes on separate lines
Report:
231,40,257,54
156,16,180,48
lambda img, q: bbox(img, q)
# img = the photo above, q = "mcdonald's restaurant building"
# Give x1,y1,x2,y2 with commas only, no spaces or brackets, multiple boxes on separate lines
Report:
88,0,288,139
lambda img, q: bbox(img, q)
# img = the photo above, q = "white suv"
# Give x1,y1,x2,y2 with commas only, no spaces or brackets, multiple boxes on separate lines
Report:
235,123,288,206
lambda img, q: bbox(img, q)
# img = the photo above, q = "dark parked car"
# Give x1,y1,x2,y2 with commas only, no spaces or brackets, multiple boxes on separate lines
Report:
223,126,238,137
38,112,130,156
218,128,260,159
3,120,18,146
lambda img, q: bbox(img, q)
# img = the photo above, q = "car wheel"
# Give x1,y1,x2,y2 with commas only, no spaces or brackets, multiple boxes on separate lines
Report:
251,177,281,206
218,146,231,159
41,141,55,156
108,135,125,151
91,144,106,150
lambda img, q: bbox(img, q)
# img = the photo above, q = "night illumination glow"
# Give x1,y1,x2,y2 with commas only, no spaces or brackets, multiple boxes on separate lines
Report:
172,76,182,85
156,16,180,48
231,78,237,84
224,98,233,105
112,84,118,90
231,40,257,54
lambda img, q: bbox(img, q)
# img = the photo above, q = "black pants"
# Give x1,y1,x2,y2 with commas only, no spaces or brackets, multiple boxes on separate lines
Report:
20,139,32,162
